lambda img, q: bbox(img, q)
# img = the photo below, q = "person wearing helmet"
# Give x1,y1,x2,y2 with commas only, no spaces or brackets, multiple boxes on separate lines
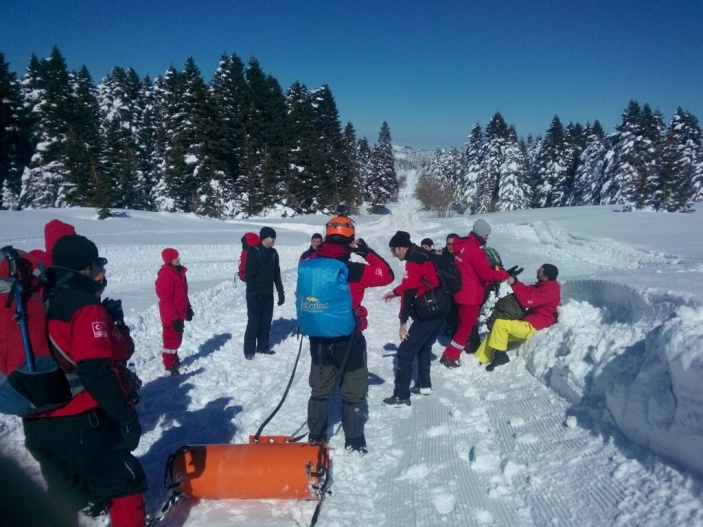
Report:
304,213,394,455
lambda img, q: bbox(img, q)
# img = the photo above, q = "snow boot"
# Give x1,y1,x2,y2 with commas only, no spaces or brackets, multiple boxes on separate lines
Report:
485,352,510,372
410,385,433,396
383,395,411,407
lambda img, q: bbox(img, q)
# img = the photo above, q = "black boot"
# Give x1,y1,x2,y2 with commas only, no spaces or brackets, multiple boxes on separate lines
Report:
486,352,510,371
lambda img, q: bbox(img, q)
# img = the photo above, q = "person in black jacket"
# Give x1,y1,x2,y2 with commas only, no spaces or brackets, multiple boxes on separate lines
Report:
243,226,285,359
23,235,147,527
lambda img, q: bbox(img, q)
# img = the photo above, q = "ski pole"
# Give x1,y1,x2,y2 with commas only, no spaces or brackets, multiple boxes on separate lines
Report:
2,246,35,372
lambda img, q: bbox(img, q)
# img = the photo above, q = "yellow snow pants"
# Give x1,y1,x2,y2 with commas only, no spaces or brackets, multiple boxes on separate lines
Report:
475,319,536,364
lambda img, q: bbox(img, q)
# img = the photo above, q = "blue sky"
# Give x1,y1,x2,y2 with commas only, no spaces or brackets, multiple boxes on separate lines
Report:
1,0,701,149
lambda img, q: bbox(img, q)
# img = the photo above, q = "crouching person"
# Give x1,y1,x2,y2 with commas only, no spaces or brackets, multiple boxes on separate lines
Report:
23,235,147,526
475,264,560,371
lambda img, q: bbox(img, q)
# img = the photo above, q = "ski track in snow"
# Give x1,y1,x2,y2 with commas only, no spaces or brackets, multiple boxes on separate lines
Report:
2,191,703,526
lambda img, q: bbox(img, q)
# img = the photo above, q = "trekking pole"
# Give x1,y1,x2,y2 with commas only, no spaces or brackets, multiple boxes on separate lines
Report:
1,246,35,372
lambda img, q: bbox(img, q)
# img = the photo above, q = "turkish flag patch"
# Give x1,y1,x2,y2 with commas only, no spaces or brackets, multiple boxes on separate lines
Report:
92,321,108,338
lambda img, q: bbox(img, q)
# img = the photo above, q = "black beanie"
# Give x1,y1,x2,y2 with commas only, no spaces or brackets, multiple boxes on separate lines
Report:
542,263,559,281
259,226,277,240
52,234,99,271
389,230,412,248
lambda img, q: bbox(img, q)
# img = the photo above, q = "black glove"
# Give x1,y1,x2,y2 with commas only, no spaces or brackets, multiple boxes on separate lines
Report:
172,319,184,332
353,238,370,258
277,292,285,306
507,265,524,278
186,306,194,321
102,298,124,326
114,407,142,451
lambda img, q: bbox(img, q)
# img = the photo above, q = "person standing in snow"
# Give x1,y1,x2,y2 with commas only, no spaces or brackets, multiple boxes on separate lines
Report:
299,232,323,261
23,234,148,527
439,219,510,368
420,238,434,252
304,216,394,454
155,247,193,375
382,231,446,406
243,226,284,359
475,264,561,370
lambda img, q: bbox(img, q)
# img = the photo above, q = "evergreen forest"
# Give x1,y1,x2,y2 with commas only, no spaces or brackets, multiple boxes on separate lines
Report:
1,47,701,218
417,106,703,216
0,47,398,218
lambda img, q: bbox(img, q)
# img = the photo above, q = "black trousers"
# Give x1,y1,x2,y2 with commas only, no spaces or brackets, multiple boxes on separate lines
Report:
244,295,274,355
394,316,444,399
307,333,368,444
23,409,147,512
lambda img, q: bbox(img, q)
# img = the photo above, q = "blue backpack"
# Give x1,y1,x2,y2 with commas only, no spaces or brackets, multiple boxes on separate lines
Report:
296,258,355,338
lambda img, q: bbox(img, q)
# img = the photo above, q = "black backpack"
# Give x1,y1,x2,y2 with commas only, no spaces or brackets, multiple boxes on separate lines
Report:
428,251,462,295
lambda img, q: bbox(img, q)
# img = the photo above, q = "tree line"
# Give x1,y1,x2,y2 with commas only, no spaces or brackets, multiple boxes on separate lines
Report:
416,104,703,216
0,47,399,217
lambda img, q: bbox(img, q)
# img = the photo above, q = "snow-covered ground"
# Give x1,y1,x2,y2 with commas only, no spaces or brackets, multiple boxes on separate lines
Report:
1,175,702,526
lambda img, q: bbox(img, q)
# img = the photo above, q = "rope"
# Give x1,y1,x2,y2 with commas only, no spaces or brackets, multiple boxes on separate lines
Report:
253,335,305,441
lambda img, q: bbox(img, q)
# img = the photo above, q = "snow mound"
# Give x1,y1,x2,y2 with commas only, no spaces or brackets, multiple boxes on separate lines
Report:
523,279,703,476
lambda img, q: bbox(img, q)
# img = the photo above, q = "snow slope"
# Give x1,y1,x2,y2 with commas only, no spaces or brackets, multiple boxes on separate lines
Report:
1,180,702,526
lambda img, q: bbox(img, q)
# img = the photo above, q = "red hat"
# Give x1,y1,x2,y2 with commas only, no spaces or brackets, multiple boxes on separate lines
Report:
162,248,179,264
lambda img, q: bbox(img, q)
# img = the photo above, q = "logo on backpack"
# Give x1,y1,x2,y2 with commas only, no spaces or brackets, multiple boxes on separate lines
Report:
296,258,355,338
0,246,71,416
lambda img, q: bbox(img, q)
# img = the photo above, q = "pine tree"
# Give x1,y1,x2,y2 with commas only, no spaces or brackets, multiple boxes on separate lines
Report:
475,113,509,213
461,123,482,211
238,59,287,215
98,66,149,210
0,52,31,209
210,53,248,214
571,121,607,205
19,47,74,208
367,122,397,213
284,81,316,212
357,137,372,202
497,131,531,211
658,108,702,211
310,85,348,211
66,65,101,206
532,115,568,208
341,122,363,212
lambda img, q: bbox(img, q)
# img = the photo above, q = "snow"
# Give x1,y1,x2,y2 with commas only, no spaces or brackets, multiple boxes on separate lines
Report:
1,172,703,526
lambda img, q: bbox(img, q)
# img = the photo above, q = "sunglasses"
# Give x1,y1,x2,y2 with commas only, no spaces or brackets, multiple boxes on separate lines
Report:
94,257,108,268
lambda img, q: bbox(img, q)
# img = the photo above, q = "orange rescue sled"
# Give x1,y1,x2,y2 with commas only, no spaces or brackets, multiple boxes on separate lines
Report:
168,435,329,500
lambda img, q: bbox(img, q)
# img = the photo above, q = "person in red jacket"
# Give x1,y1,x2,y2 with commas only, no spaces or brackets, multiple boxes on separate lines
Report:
22,234,147,527
155,248,193,374
305,216,394,455
475,264,561,370
439,219,510,368
382,231,446,406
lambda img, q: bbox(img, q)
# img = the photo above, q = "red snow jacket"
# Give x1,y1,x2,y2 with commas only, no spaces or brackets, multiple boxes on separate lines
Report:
314,242,394,331
391,245,440,324
155,264,190,325
34,269,131,418
453,233,509,306
511,279,561,330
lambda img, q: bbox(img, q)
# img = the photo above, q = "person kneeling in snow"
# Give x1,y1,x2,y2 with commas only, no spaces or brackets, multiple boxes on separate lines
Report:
475,264,561,371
